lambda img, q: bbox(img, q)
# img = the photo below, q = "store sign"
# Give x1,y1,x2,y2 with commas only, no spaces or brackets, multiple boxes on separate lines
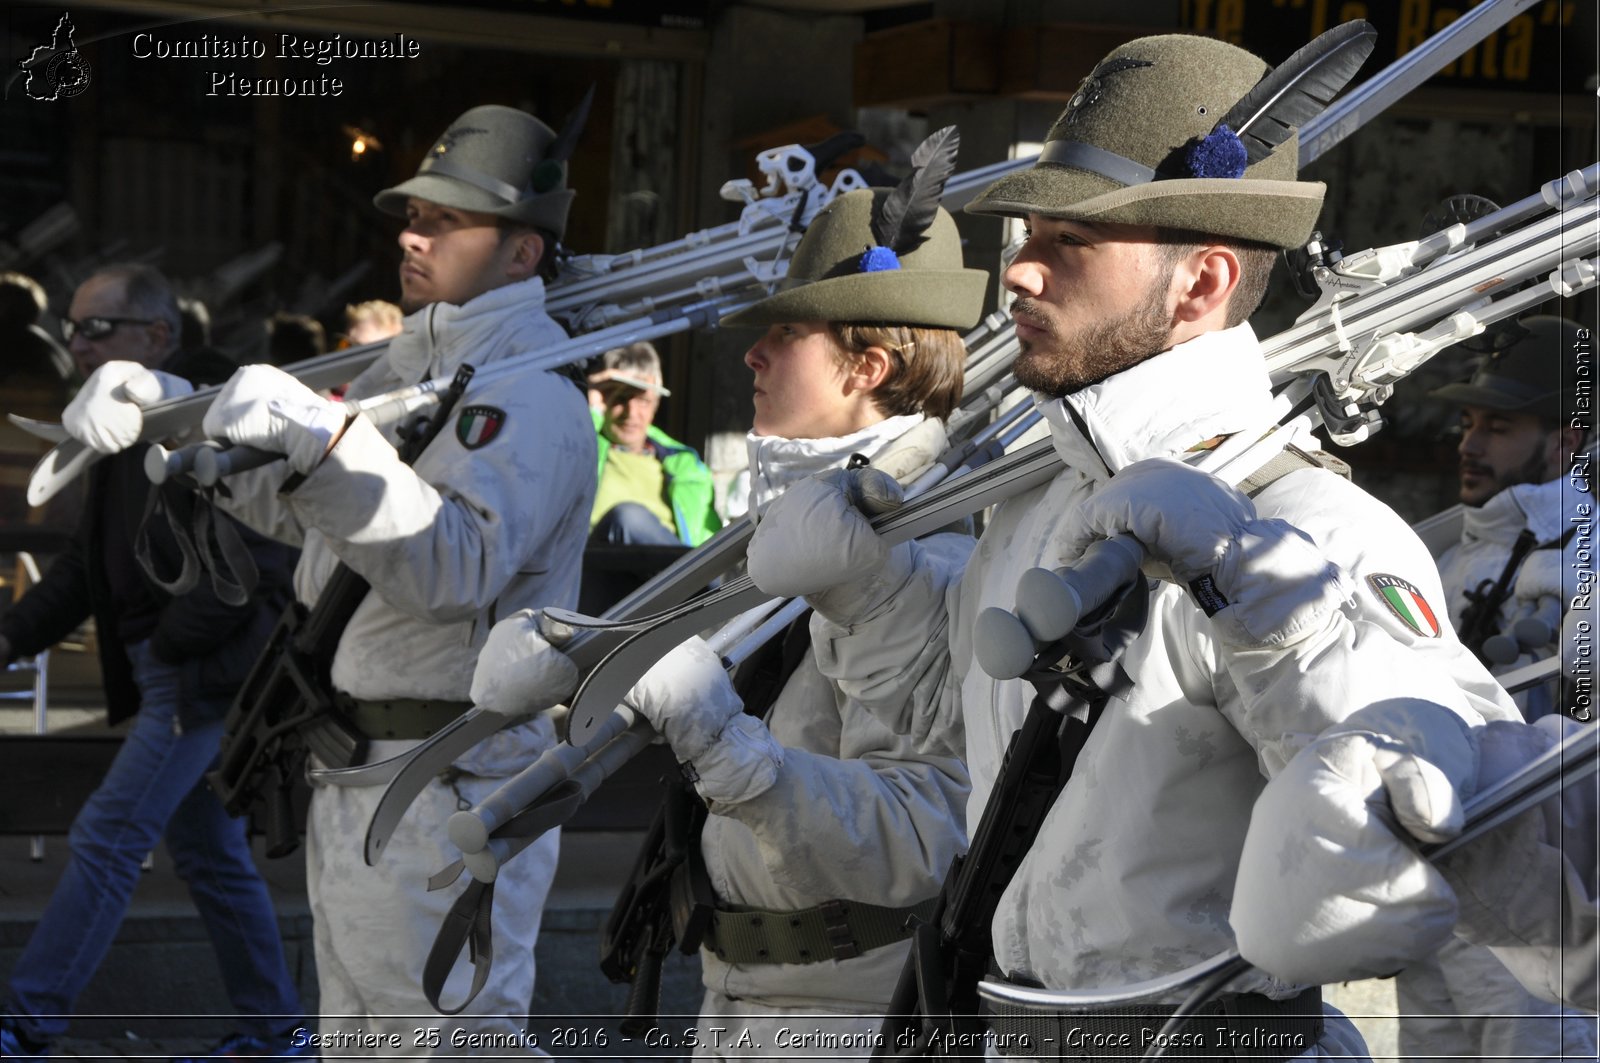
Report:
1181,0,1583,94
391,0,706,30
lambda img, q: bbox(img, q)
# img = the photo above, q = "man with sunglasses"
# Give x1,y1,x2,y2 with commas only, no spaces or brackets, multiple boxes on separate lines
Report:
0,263,307,1062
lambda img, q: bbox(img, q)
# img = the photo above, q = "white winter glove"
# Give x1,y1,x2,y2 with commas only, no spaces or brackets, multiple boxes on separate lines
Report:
1231,700,1479,985
1056,458,1351,647
746,467,912,624
201,364,349,475
1504,550,1564,654
624,636,782,805
62,361,194,454
1513,549,1565,603
469,609,580,718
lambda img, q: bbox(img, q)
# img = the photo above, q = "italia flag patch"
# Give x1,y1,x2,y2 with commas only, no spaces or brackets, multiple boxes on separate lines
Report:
1367,573,1441,638
455,405,505,449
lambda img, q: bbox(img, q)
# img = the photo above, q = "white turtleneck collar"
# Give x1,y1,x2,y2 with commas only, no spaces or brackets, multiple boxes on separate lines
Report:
1463,475,1587,547
745,413,926,515
1034,322,1282,482
386,275,550,385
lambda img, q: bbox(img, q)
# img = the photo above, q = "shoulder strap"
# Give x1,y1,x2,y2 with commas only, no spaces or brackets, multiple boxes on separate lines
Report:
1237,442,1350,499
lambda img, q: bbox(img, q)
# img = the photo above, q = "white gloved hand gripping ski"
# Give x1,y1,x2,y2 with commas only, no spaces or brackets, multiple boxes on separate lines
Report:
469,609,581,718
62,361,194,455
1230,699,1479,985
746,466,912,625
624,635,782,805
201,363,349,476
1055,457,1351,647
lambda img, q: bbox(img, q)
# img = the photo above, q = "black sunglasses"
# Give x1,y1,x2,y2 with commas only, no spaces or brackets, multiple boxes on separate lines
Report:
61,316,157,342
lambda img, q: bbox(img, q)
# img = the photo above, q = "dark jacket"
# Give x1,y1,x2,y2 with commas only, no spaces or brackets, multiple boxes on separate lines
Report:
0,348,298,728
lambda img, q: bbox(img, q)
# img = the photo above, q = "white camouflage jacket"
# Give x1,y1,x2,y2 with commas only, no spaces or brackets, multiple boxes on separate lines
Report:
1435,476,1582,719
218,277,596,737
699,415,971,1010
812,325,1519,1045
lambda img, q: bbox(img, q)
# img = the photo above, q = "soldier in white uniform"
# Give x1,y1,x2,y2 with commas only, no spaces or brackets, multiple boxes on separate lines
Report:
742,33,1524,1061
473,152,988,1055
1432,316,1590,718
63,105,596,1055
1386,316,1597,1060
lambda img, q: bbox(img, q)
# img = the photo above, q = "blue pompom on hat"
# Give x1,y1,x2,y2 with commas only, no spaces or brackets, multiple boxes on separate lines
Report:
858,245,902,273
1185,124,1249,179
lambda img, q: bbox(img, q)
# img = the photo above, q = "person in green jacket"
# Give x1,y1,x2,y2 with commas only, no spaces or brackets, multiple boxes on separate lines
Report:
588,341,720,549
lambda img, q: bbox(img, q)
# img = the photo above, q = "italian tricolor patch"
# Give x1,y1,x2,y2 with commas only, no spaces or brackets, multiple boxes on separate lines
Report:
455,405,505,449
1368,573,1440,638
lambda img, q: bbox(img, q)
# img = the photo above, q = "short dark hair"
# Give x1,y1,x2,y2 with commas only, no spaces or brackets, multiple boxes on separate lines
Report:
87,263,181,353
498,220,560,282
1154,227,1279,328
827,323,966,422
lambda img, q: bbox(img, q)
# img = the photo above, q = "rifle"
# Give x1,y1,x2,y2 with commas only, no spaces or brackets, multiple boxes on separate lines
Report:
1457,527,1537,664
204,364,474,858
597,774,712,1035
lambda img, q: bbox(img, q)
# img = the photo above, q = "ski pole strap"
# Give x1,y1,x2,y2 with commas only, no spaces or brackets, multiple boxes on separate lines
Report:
984,986,1323,1060
135,480,257,606
704,897,938,966
423,877,496,1016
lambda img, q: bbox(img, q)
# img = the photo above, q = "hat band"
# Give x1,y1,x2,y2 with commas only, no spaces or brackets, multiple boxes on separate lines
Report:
1470,372,1556,405
418,154,525,207
1038,140,1158,189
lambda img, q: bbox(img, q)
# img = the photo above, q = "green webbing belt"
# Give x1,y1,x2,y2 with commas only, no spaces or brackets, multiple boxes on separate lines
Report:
704,897,937,966
336,696,472,740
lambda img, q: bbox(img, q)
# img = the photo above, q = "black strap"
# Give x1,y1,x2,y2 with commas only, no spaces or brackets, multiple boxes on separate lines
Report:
423,879,496,1016
729,610,813,722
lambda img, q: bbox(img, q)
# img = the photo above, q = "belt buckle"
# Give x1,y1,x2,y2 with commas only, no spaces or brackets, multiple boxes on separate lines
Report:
820,899,858,961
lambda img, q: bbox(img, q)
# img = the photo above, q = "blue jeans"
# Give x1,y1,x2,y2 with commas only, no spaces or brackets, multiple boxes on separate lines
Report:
4,641,301,1043
591,501,682,547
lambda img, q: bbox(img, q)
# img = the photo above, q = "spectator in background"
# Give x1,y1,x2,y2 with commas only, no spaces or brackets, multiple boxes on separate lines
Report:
587,341,719,550
0,262,306,1063
342,299,403,347
265,311,325,367
583,343,718,612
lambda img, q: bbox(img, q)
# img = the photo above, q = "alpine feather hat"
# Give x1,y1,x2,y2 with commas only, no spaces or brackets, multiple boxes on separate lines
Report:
967,25,1375,249
374,95,592,240
726,126,988,330
1430,316,1590,415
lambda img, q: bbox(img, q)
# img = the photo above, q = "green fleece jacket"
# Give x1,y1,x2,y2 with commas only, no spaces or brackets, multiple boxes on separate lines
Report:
592,408,721,547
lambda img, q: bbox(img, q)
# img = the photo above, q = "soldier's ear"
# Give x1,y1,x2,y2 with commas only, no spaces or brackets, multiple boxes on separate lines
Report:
504,228,546,281
1171,244,1241,325
845,344,894,396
